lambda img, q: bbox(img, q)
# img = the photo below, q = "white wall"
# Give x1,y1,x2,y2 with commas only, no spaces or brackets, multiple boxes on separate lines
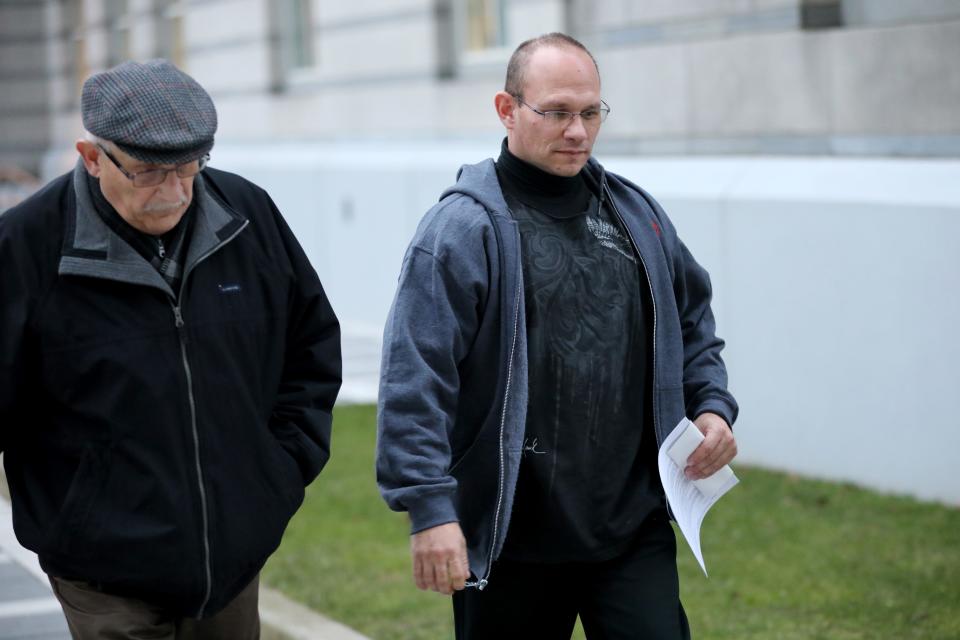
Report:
603,155,960,507
211,144,960,505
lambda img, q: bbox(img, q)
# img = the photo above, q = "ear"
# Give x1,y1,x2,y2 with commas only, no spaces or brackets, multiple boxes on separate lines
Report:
76,140,102,177
494,91,517,130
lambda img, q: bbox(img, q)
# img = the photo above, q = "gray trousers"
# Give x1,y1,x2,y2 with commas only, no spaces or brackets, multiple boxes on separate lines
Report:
49,574,261,640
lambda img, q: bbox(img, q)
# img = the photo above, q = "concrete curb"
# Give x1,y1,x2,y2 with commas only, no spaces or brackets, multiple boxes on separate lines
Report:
260,586,371,640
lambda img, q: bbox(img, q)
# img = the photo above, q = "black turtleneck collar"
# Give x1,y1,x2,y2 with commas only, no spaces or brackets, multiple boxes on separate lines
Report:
496,138,594,219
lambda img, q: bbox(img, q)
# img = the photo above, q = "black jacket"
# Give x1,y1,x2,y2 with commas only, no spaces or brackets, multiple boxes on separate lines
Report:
0,164,341,617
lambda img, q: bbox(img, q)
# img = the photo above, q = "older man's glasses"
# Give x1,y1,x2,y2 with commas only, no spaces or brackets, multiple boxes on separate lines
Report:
514,97,611,127
97,144,208,188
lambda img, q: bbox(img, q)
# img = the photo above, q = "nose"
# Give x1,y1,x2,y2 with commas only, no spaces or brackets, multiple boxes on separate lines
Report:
563,114,588,142
156,168,186,197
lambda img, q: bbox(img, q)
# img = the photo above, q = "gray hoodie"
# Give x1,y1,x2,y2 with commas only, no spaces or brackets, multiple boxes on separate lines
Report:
376,157,738,589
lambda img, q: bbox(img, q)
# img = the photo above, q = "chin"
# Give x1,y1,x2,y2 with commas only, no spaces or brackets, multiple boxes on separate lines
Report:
138,209,186,235
552,163,585,177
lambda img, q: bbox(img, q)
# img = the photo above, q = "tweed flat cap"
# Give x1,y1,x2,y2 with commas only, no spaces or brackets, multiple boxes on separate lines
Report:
82,59,217,165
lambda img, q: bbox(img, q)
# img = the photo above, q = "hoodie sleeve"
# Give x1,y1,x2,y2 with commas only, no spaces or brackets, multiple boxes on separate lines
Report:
376,210,488,534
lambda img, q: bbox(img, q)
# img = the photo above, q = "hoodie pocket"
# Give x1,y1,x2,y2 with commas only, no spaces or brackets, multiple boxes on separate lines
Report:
44,445,112,558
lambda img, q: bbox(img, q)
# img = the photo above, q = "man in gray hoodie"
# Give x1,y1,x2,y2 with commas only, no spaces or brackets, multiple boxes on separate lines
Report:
377,32,738,639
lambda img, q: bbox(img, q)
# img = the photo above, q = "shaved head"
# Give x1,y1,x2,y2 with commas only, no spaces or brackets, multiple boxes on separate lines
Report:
504,32,599,98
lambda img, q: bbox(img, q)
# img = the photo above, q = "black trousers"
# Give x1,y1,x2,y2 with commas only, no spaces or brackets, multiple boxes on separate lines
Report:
453,514,691,640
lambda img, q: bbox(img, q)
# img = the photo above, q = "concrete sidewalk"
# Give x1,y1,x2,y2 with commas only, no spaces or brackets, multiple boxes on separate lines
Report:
0,499,70,640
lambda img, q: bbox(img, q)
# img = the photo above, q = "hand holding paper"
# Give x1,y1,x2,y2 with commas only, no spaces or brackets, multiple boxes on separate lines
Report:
684,412,738,480
658,417,739,575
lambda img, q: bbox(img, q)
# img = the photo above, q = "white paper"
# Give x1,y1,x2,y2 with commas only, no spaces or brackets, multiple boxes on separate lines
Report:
657,417,739,575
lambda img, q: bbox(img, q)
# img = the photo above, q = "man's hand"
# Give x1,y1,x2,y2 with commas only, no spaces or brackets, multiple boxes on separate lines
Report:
686,412,737,480
410,522,470,595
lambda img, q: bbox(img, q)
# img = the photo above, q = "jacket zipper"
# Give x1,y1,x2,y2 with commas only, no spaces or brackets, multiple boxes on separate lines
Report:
465,234,523,592
604,183,660,448
168,220,249,618
171,303,213,618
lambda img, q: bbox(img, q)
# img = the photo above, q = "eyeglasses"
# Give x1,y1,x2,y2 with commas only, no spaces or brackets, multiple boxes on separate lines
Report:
514,97,610,127
97,144,208,188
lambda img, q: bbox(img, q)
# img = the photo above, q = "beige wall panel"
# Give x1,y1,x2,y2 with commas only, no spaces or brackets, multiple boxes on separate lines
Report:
506,0,565,47
0,41,47,75
687,30,833,135
748,0,799,11
49,110,86,154
0,114,49,146
202,94,273,140
598,44,690,136
81,25,110,71
313,20,434,77
318,0,428,25
188,42,272,93
0,78,49,111
828,20,960,134
436,79,505,134
623,0,732,24
0,5,44,38
186,0,266,47
593,0,628,29
127,19,157,60
265,82,440,138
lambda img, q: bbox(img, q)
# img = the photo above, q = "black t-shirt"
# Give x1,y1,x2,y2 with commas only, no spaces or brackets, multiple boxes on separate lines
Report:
496,142,663,563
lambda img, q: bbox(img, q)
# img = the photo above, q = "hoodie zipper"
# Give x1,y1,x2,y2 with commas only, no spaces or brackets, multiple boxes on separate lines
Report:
464,231,523,592
168,219,248,618
603,182,660,448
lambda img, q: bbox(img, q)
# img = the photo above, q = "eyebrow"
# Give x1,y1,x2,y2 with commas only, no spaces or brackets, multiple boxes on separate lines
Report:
135,161,177,172
539,99,601,111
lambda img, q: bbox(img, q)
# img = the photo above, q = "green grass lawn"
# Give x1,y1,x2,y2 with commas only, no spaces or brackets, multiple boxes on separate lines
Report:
263,405,960,640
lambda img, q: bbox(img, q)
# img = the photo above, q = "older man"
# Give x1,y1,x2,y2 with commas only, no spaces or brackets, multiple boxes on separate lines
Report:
376,33,738,638
0,59,341,638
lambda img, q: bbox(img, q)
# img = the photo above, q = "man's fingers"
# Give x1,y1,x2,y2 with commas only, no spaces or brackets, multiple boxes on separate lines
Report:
686,432,720,468
687,437,737,478
413,557,427,591
449,549,469,591
410,522,469,594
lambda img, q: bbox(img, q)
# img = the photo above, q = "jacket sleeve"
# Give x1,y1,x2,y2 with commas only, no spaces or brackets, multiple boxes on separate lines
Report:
654,201,739,427
0,212,42,454
267,203,342,486
376,223,486,534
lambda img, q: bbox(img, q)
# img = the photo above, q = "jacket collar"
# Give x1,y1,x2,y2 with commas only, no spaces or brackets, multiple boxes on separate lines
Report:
60,160,248,297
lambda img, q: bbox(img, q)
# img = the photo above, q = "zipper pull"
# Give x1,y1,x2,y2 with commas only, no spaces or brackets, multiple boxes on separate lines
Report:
158,238,166,259
172,305,184,328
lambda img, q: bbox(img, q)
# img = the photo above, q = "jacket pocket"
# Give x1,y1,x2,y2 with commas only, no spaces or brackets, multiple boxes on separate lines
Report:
43,445,112,558
264,437,306,511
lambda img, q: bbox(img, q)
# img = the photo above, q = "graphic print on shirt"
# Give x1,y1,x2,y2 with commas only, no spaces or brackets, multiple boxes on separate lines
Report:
500,190,658,562
586,216,636,263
